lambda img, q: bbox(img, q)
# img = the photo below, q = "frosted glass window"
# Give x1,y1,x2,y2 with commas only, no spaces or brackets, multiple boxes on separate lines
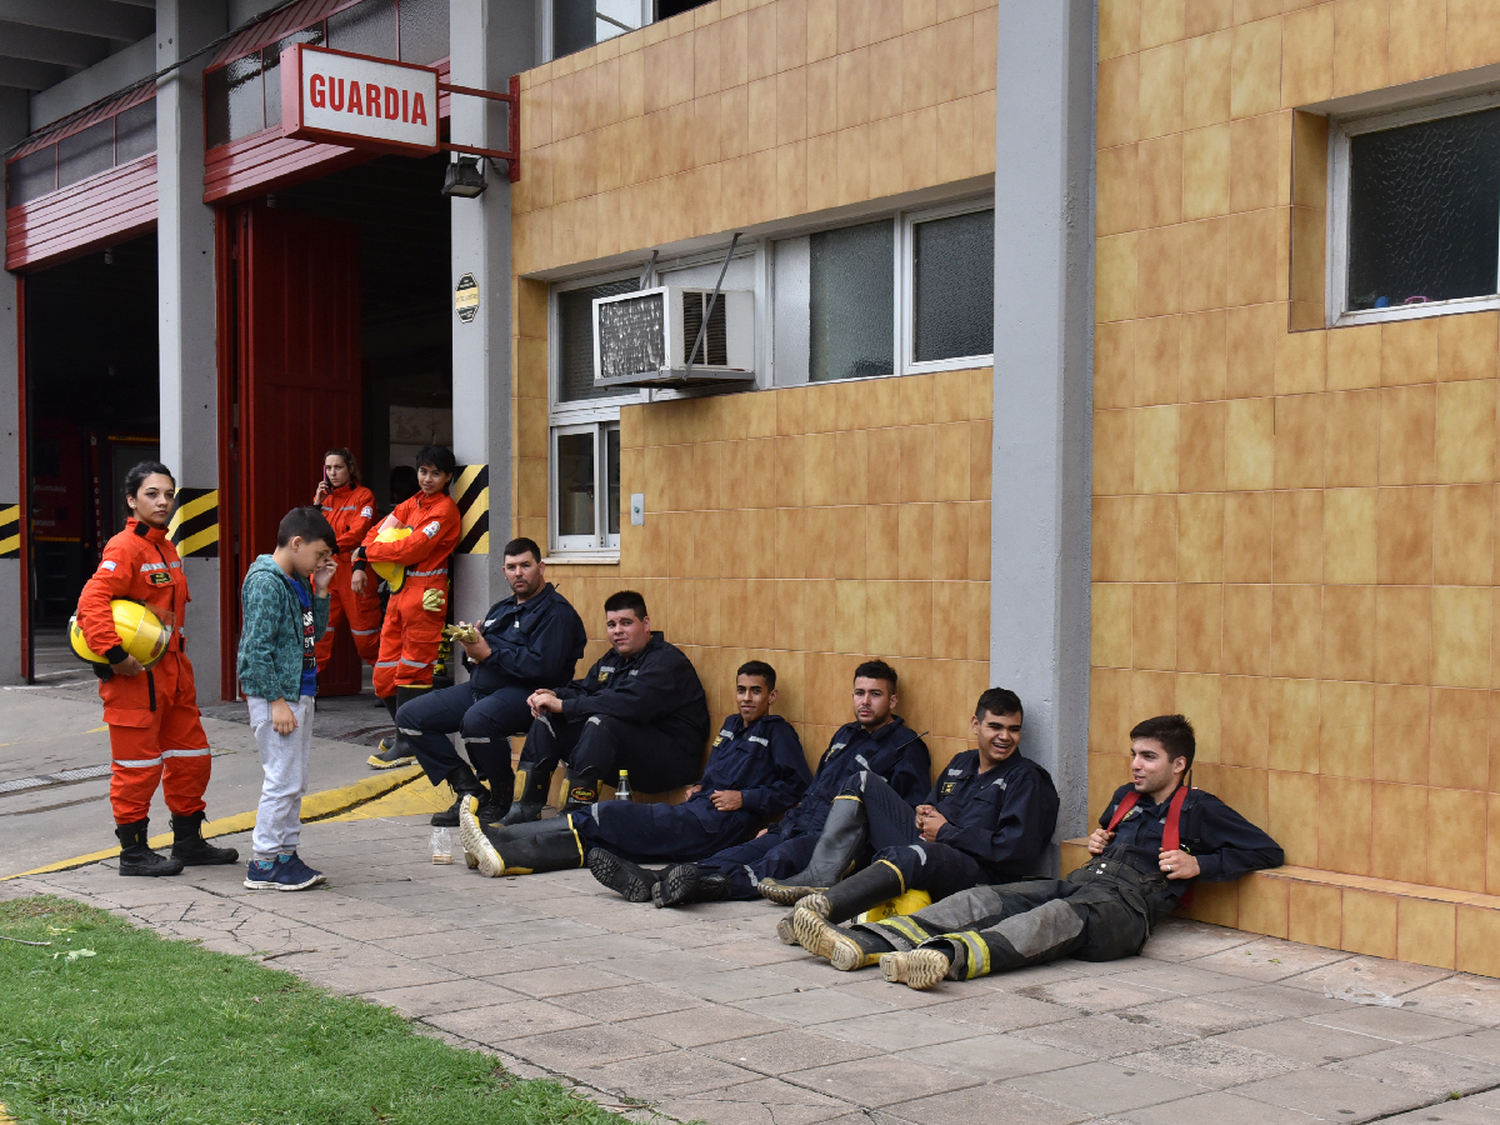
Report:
558,279,637,401
556,432,596,538
114,101,156,164
8,147,56,205
328,0,398,59
1347,107,1500,310
57,121,114,189
809,220,895,382
262,26,325,129
913,209,994,361
206,53,264,147
399,0,450,63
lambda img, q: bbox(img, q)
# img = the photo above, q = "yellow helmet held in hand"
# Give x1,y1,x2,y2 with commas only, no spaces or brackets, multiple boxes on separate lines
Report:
69,600,172,668
370,525,411,592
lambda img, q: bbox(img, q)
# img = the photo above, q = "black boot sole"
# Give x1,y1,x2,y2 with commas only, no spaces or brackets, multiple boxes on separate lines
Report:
655,863,698,907
587,849,657,903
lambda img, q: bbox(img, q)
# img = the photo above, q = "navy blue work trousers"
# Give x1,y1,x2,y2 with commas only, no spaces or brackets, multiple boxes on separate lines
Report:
398,682,532,790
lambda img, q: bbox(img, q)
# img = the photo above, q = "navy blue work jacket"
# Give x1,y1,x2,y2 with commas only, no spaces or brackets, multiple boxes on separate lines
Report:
782,717,930,835
558,631,710,747
928,749,1060,879
1098,782,1284,903
693,713,810,819
469,583,588,695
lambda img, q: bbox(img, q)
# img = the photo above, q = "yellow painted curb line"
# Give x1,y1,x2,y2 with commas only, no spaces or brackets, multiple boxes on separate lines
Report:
1,766,426,881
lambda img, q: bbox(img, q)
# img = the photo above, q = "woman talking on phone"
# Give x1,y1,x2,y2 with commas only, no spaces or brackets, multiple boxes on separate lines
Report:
312,447,381,675
73,461,238,876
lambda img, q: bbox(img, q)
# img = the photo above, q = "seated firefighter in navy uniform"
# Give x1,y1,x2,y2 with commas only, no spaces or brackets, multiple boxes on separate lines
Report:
497,589,710,825
795,714,1283,986
398,537,587,826
458,661,810,887
771,688,1060,955
648,660,932,908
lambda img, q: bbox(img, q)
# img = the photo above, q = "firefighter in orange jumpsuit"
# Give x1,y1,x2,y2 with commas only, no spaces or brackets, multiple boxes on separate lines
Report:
74,461,239,877
312,447,381,671
355,445,461,768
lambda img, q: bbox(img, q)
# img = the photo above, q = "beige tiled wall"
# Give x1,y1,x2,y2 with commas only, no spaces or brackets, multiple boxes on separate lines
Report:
507,0,1002,774
1093,0,1500,936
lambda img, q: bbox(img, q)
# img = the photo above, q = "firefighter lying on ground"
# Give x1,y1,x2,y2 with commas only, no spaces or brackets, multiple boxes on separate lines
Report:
768,687,1060,952
460,660,810,888
646,660,932,908
355,444,461,769
312,446,381,670
493,589,711,823
400,537,588,826
72,460,237,877
790,714,1284,985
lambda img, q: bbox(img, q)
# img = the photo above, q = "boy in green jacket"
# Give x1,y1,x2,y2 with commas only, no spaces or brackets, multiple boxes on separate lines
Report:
237,507,338,891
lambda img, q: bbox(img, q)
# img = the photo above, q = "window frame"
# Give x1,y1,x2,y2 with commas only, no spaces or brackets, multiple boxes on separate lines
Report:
1327,89,1500,327
549,419,621,554
540,0,653,63
900,197,998,374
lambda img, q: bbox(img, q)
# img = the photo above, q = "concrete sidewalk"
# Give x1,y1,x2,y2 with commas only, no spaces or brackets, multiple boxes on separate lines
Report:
8,806,1500,1125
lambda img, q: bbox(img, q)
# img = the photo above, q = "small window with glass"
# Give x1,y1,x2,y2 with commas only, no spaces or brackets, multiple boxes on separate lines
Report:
1331,94,1500,323
547,275,639,555
773,201,994,383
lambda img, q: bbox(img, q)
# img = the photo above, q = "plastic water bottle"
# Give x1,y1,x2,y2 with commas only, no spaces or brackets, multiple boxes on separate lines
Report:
614,770,632,801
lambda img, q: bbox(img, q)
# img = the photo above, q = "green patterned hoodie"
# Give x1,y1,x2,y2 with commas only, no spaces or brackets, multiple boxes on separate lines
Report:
236,554,330,701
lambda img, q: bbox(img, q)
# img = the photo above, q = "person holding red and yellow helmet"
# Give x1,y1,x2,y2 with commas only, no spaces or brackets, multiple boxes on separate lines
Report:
73,461,238,877
354,445,461,768
312,447,381,671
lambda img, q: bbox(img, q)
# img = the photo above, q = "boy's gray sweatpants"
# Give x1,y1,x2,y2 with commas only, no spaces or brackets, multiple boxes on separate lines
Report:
248,695,314,861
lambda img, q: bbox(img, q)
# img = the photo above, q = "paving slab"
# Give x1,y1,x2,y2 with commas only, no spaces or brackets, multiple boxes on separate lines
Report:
13,694,1500,1125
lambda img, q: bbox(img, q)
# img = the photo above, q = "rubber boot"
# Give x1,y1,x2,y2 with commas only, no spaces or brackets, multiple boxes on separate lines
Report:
791,909,896,972
652,863,731,908
880,948,954,990
587,849,660,903
804,860,907,925
431,763,484,827
559,771,599,814
115,819,183,877
368,693,415,769
459,801,585,878
757,797,868,904
499,763,550,826
169,811,240,865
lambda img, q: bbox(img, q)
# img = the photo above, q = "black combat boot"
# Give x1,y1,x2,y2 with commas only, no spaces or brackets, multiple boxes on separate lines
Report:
587,849,660,903
757,798,868,904
169,811,239,865
499,762,550,826
115,819,183,877
653,863,732,907
459,800,584,878
431,763,485,827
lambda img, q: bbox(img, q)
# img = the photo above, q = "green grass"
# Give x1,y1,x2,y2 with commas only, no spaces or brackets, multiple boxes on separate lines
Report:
0,896,628,1125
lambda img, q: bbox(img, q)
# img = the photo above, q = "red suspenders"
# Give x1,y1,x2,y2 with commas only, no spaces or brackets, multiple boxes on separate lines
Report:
1106,784,1190,851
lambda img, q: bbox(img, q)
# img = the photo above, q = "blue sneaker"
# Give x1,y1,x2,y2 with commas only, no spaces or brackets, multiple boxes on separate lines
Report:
243,852,326,891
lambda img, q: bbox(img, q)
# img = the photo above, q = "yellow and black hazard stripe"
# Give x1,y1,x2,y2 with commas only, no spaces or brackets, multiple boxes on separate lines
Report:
0,503,18,559
453,464,489,555
167,488,219,558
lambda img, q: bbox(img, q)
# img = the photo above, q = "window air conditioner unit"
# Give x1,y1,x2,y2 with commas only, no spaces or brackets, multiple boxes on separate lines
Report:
592,286,755,389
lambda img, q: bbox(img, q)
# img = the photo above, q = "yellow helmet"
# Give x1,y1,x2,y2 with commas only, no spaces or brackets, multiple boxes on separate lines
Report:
370,525,411,592
69,600,172,669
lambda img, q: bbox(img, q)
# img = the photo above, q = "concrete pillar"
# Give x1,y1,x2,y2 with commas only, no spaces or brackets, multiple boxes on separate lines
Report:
447,0,534,626
157,0,228,701
0,88,26,684
990,1,1096,847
